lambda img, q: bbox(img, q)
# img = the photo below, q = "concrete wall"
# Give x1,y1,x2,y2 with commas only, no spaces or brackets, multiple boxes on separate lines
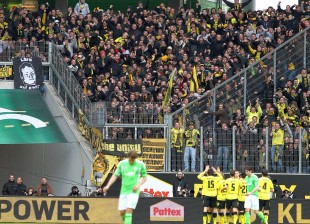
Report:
0,81,93,196
0,143,92,196
0,81,14,89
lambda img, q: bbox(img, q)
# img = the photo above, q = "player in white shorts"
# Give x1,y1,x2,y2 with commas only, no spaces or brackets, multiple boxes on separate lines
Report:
103,150,147,224
244,167,267,224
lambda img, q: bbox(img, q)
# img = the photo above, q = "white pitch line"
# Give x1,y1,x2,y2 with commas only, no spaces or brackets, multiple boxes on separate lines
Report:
5,125,14,128
22,122,49,126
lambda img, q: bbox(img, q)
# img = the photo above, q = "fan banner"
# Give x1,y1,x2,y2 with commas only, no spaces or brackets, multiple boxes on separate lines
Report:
13,57,43,89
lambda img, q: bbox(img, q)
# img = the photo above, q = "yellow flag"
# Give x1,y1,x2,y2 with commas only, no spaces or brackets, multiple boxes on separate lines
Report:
128,73,133,85
91,152,117,187
190,66,198,92
162,68,176,109
42,11,47,25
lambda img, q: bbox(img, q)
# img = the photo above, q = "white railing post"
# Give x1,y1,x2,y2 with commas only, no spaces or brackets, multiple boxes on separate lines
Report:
200,126,204,172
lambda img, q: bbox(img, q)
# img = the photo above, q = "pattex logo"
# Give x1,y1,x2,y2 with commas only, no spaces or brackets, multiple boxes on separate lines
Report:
150,199,184,221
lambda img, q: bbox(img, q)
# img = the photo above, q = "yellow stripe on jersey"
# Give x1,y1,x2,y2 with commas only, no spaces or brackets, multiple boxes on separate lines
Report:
226,178,240,200
198,172,222,197
258,177,274,200
217,179,227,201
238,179,247,202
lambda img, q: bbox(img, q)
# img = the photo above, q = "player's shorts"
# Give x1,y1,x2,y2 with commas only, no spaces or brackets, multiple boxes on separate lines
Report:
203,196,217,208
259,199,271,211
217,200,226,209
226,199,238,209
244,195,259,211
238,201,245,211
118,193,139,210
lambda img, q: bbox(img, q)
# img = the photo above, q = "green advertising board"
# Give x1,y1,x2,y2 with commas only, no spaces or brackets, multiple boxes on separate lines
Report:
0,90,66,144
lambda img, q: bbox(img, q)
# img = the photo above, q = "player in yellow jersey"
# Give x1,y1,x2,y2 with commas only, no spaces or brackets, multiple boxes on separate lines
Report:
216,173,227,224
236,171,247,224
198,165,222,224
258,169,274,224
224,170,240,224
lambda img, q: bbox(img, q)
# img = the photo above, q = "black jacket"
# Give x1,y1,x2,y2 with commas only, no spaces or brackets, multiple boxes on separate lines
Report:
216,127,232,147
16,183,27,196
105,56,122,78
173,177,188,197
2,180,17,195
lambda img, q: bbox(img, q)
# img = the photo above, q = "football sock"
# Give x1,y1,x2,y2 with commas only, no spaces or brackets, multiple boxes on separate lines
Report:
219,212,225,224
207,212,212,223
264,213,269,223
245,211,250,224
212,212,217,224
224,214,228,223
124,213,132,224
239,212,245,224
257,212,266,222
203,212,208,224
233,212,238,224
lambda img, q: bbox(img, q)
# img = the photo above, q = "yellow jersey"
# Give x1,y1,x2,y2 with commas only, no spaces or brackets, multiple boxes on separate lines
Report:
185,129,200,147
271,129,284,146
225,177,240,200
0,22,8,30
238,179,247,202
171,128,184,148
277,103,287,118
217,179,227,201
198,172,222,197
258,176,274,200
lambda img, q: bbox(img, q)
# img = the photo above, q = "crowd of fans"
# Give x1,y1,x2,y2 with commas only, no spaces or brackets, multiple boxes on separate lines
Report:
0,0,309,121
0,0,310,172
201,107,310,173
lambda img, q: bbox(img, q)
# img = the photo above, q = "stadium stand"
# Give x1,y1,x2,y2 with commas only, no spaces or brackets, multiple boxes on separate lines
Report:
0,0,310,173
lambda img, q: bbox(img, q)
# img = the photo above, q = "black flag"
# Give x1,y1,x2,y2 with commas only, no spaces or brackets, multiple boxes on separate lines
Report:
13,57,43,89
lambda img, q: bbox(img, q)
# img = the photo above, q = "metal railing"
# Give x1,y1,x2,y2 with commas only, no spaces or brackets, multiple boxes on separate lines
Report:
165,26,310,172
167,126,309,174
0,41,50,80
104,102,164,124
102,124,168,140
48,42,93,123
0,41,49,62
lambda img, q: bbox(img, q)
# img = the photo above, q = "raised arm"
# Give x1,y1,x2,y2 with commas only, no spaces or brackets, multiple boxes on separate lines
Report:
198,165,209,180
222,0,235,8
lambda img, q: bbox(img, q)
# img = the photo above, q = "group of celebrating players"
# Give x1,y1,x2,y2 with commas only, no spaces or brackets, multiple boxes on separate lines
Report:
198,166,273,224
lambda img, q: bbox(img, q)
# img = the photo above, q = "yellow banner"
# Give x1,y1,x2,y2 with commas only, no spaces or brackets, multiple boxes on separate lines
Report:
22,0,38,12
78,110,166,172
0,66,12,78
140,139,166,171
79,111,117,186
91,152,117,187
90,127,142,156
0,197,122,223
